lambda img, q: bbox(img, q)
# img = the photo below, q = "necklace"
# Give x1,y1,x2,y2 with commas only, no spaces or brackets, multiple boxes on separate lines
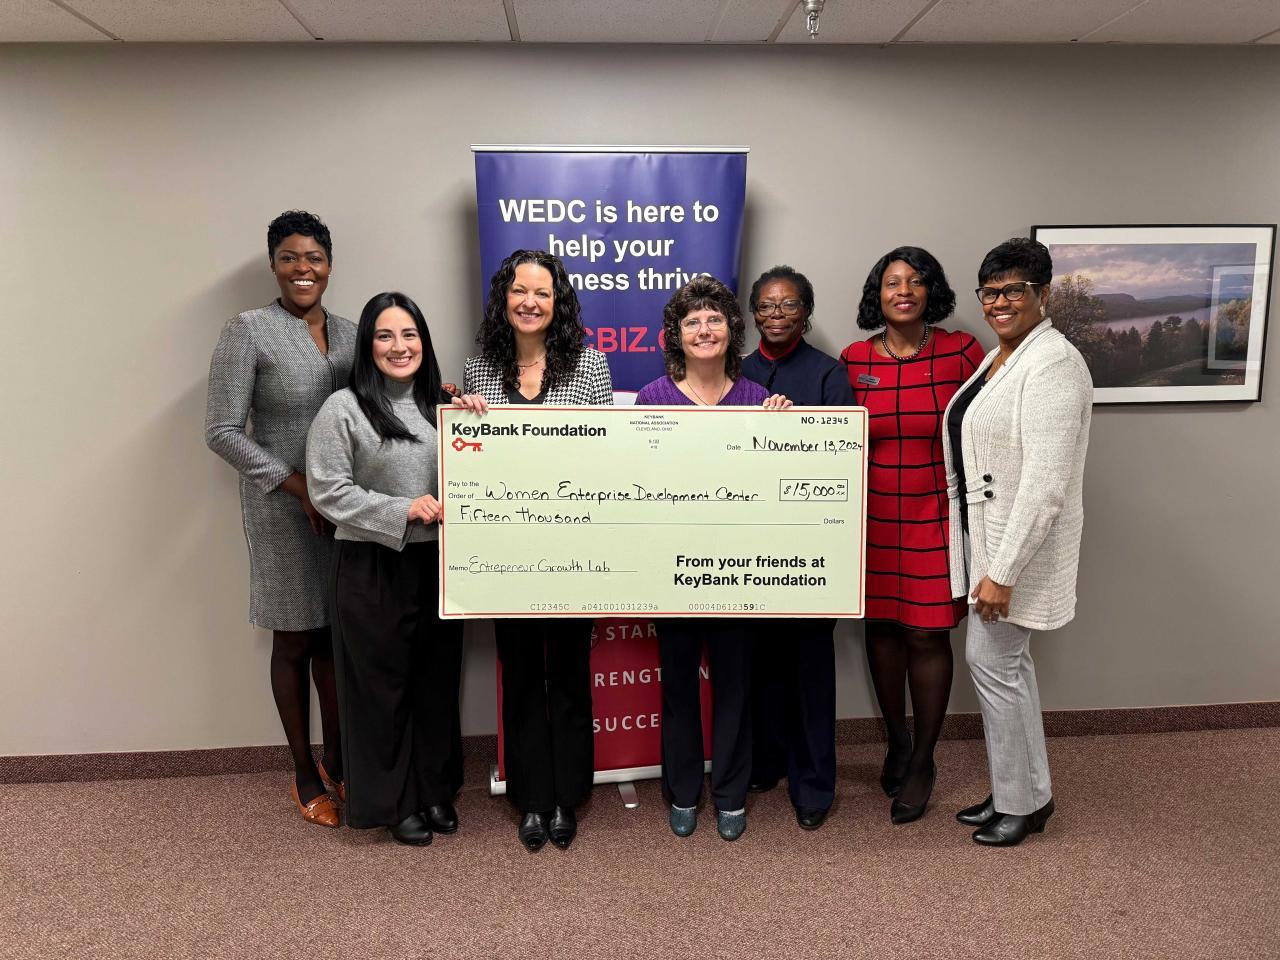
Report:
881,327,930,361
516,353,546,370
686,377,729,406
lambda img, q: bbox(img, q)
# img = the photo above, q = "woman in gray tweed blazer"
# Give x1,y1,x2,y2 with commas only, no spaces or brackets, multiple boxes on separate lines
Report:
454,249,613,853
205,211,355,828
942,238,1092,846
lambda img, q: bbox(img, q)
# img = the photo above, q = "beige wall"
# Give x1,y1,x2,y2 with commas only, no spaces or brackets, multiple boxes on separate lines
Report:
1,42,1277,755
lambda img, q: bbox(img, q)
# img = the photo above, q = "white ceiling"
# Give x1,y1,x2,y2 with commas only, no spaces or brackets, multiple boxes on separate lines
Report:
2,0,1278,44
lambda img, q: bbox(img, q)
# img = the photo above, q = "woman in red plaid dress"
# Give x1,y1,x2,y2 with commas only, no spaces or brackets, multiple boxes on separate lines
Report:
841,246,985,824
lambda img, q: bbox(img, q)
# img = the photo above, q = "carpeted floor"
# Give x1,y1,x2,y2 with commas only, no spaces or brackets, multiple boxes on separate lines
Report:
3,729,1277,960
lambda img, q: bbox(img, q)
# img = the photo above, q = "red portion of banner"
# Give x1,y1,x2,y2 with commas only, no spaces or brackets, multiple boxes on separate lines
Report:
494,618,713,782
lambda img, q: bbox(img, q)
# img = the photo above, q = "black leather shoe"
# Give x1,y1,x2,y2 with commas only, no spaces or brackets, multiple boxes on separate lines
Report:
548,806,577,849
517,811,549,852
972,798,1055,846
388,813,433,846
956,794,998,827
879,738,912,797
889,765,935,824
748,776,779,793
424,802,458,834
795,806,829,831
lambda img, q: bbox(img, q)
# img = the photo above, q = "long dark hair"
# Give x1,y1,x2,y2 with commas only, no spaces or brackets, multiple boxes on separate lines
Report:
477,249,585,392
660,275,746,382
856,245,956,330
351,291,448,442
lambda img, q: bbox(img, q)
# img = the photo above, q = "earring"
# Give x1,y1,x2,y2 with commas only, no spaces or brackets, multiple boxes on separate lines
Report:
1039,304,1046,318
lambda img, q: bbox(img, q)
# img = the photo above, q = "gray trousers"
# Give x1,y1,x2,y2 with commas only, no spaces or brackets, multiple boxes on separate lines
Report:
965,611,1052,816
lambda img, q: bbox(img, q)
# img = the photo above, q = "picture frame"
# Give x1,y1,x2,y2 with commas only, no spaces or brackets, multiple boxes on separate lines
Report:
1030,224,1275,403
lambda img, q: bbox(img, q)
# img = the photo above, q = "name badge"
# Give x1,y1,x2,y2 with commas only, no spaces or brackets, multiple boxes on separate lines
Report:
857,374,880,386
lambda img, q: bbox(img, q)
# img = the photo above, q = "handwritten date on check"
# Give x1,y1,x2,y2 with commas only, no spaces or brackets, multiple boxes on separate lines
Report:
437,406,867,619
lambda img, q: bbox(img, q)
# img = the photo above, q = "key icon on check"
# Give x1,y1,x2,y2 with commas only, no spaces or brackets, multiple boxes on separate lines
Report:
452,437,483,452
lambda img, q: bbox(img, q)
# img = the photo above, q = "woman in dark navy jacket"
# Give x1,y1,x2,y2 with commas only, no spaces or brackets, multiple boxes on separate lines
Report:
739,265,854,831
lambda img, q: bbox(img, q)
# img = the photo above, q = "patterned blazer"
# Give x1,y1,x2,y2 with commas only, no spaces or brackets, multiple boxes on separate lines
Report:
463,348,614,406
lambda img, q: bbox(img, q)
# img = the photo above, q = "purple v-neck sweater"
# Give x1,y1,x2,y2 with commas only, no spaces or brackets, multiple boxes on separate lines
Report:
634,375,767,407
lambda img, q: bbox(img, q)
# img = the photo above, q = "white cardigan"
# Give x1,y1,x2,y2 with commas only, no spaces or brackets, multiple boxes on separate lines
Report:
942,320,1092,631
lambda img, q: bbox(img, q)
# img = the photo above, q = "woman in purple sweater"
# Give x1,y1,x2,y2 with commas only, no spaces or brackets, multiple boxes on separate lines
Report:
636,276,790,841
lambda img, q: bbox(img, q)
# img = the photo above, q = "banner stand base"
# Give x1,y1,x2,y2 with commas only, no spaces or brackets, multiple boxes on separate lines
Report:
489,761,714,798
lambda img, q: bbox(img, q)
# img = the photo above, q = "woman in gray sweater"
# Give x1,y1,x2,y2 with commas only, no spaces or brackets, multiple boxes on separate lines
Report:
943,238,1092,846
306,292,462,845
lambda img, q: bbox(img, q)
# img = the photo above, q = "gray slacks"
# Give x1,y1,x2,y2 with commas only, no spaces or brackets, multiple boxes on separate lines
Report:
964,611,1052,816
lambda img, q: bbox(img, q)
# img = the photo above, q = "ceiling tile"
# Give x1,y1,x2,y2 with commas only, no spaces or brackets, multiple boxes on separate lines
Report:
67,0,312,41
513,0,722,42
710,0,797,43
774,0,933,44
0,0,111,40
1085,0,1280,43
287,0,511,41
904,0,1141,42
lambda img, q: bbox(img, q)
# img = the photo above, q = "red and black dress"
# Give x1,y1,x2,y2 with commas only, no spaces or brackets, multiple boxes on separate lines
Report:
841,328,986,630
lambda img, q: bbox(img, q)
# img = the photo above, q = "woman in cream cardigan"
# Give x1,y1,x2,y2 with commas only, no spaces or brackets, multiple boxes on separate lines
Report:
942,237,1092,847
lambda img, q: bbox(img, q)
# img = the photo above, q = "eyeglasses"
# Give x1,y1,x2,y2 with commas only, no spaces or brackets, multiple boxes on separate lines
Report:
754,299,805,317
680,316,728,331
975,281,1044,305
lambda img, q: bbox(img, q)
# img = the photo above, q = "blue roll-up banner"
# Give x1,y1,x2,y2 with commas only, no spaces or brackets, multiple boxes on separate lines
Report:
473,146,748,394
474,146,747,793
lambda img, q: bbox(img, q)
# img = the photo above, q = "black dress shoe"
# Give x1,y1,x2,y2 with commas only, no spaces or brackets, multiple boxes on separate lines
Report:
956,794,998,827
972,798,1055,846
795,806,829,831
424,802,458,834
748,776,779,793
388,813,433,846
548,806,577,849
879,738,912,797
517,811,549,852
889,765,935,824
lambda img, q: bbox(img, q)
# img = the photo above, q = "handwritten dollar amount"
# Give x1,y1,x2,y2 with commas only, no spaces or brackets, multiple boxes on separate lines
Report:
778,479,849,502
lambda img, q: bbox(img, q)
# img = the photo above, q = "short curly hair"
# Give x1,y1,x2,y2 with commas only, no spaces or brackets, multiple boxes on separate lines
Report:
660,275,746,382
856,246,956,330
978,237,1053,286
267,210,332,262
748,265,814,334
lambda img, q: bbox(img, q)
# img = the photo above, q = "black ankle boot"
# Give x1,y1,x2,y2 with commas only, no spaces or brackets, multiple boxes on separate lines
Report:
956,794,997,827
518,811,549,852
548,806,577,849
972,798,1055,846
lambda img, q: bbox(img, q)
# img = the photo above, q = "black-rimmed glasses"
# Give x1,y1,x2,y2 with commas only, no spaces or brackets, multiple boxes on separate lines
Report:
975,281,1044,305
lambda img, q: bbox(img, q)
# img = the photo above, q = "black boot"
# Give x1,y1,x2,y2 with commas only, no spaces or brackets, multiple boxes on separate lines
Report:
972,798,1055,846
548,806,578,849
518,811,549,852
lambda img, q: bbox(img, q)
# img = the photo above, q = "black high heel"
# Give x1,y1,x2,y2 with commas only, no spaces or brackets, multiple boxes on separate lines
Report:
879,737,913,797
972,798,1055,846
889,765,935,824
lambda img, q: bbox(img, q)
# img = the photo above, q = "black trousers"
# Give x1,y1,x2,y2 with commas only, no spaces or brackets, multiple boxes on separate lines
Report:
749,619,837,810
658,618,752,811
330,539,463,830
494,619,594,812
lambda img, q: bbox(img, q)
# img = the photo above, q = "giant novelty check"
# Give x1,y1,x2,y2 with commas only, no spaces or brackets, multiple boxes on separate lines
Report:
437,406,867,618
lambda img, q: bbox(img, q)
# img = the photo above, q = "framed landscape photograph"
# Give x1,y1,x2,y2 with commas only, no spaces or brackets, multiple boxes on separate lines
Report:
1030,224,1275,403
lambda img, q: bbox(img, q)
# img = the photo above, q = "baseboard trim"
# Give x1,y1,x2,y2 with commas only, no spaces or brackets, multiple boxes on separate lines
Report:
2,701,1275,784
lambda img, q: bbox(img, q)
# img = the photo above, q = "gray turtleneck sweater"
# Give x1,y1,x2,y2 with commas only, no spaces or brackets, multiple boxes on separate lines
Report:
305,378,440,551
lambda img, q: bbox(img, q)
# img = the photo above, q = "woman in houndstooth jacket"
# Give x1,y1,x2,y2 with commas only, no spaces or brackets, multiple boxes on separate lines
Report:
454,249,613,852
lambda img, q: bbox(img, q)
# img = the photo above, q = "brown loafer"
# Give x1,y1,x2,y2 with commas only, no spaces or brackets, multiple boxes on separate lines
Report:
318,761,346,803
291,782,339,828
